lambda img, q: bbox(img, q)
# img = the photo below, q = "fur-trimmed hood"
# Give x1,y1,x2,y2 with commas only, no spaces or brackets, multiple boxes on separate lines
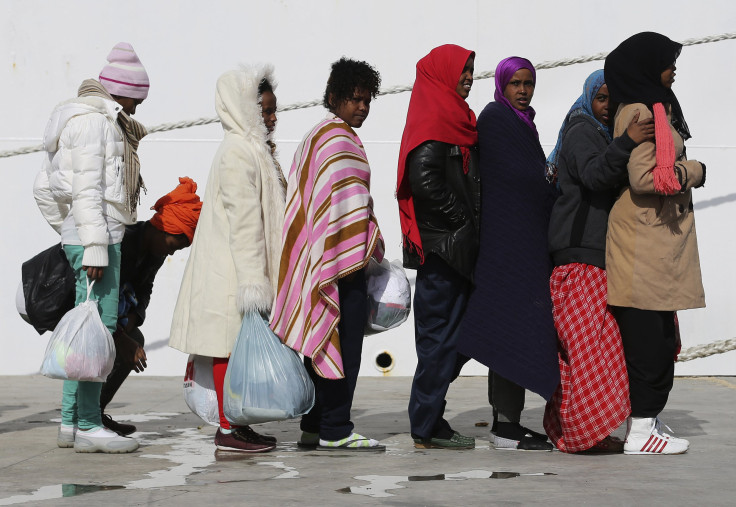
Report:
215,65,277,141
169,64,287,357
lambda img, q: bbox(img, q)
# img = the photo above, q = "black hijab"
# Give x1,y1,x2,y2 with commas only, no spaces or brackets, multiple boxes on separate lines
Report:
604,32,690,140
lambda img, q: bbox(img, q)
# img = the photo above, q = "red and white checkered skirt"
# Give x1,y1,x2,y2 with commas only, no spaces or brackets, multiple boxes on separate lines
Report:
543,263,630,453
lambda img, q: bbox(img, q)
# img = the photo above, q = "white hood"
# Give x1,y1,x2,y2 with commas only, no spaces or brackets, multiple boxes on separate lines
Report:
42,96,121,153
214,64,276,141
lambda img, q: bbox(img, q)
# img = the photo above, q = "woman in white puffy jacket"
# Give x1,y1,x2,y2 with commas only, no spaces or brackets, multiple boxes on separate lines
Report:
33,42,149,454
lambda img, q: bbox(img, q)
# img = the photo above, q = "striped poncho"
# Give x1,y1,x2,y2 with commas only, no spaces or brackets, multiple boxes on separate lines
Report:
271,115,383,379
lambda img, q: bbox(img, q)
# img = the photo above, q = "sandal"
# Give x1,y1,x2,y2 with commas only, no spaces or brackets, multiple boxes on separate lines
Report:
316,432,386,452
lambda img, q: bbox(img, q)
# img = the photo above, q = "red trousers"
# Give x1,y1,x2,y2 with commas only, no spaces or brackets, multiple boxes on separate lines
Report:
212,357,232,430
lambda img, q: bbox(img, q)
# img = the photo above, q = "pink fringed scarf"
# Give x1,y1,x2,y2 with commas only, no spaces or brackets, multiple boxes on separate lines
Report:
652,103,681,195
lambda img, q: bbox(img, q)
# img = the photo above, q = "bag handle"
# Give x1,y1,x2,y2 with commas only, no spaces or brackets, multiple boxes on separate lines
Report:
85,278,96,302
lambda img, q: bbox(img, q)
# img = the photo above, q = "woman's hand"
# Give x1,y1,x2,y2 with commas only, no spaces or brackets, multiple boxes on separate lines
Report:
113,327,148,373
626,111,655,144
83,266,104,280
132,346,148,373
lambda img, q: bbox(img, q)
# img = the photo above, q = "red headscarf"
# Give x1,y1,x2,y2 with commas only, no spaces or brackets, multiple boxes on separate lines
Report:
396,44,477,263
149,176,202,243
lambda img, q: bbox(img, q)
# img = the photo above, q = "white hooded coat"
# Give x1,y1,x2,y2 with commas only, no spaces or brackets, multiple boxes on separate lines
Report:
169,66,286,358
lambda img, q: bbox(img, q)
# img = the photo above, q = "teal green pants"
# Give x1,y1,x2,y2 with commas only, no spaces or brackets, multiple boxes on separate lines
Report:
60,244,121,430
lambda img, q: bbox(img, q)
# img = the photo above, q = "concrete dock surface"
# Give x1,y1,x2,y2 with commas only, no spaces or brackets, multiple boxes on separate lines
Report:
1,375,735,506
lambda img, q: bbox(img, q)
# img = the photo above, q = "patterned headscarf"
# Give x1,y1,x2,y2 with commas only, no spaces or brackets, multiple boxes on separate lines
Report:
547,69,611,167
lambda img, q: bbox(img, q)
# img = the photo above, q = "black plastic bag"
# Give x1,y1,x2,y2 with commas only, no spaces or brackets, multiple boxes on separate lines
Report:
21,243,75,335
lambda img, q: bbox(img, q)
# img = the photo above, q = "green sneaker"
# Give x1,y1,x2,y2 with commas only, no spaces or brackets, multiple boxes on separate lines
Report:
414,432,475,450
452,431,476,445
297,431,319,449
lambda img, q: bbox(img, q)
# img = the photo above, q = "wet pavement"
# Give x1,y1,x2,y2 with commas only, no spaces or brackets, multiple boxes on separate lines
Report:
1,375,734,506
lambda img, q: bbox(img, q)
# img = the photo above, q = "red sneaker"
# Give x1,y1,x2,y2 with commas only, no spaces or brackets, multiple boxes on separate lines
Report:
215,428,275,453
579,435,624,454
235,425,277,444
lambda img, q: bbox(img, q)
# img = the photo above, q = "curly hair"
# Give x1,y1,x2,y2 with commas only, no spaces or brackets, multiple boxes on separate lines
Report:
322,57,381,110
258,78,273,96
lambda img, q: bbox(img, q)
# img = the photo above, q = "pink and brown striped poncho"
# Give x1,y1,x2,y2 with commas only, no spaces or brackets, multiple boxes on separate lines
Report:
270,115,383,379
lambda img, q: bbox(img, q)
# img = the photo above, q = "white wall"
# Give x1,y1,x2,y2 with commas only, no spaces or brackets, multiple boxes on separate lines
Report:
1,0,734,376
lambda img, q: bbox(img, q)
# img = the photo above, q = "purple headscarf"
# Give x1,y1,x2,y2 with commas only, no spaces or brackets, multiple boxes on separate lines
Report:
494,56,538,136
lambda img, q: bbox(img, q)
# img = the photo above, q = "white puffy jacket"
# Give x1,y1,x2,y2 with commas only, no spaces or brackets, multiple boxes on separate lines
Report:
34,96,135,267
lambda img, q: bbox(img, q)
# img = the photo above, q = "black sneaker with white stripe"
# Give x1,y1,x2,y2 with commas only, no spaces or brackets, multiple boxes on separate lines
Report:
491,422,553,451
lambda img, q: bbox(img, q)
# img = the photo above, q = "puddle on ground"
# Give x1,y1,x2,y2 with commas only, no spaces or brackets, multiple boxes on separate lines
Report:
213,441,305,461
1,415,217,505
338,470,557,498
214,450,261,462
61,484,124,496
1,415,312,504
127,428,215,489
258,461,300,479
491,472,556,479
217,461,300,483
0,484,125,505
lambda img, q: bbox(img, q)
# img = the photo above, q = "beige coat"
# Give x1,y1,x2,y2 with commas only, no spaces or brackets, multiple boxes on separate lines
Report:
169,66,286,357
606,103,705,311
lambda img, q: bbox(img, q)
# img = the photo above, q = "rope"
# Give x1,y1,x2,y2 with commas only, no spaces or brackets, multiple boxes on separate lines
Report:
1,144,44,157
678,338,736,362
2,31,734,160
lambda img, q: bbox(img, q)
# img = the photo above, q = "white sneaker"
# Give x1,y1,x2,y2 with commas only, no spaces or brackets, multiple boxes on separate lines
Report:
57,424,76,448
74,427,139,454
624,417,689,455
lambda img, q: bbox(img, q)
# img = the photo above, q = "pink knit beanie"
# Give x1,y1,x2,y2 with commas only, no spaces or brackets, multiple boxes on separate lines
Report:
99,42,150,100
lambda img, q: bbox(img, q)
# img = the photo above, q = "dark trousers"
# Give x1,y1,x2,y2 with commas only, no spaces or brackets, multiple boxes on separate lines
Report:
488,370,525,423
409,255,470,439
300,270,367,440
613,307,676,418
100,327,144,411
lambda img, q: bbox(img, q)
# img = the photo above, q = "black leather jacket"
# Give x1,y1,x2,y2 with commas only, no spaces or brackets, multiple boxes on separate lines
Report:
403,141,480,280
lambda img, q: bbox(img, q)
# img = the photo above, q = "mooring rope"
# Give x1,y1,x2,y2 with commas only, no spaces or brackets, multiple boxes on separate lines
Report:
2,31,734,160
678,338,736,362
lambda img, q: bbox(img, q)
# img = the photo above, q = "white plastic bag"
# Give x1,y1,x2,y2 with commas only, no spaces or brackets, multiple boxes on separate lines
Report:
40,280,115,382
365,258,411,334
183,355,220,426
224,312,315,425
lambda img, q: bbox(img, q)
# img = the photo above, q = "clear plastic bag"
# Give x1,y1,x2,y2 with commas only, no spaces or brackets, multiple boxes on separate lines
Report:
183,355,220,426
40,280,116,382
224,312,315,425
365,258,412,334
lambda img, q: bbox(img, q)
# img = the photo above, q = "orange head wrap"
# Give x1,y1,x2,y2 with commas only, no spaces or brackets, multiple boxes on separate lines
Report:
149,177,202,243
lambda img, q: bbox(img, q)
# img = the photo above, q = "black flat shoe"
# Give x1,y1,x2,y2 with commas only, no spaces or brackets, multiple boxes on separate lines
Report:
101,413,136,436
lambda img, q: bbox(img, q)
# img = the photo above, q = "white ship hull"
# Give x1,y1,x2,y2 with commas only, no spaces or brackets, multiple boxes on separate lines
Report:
1,0,734,376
